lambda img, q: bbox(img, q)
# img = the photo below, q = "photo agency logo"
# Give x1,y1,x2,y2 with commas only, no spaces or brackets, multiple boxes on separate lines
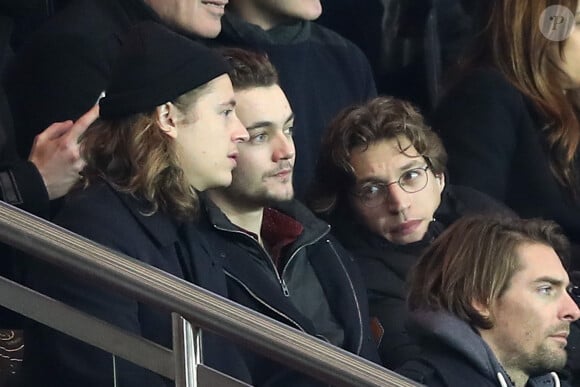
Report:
540,5,575,41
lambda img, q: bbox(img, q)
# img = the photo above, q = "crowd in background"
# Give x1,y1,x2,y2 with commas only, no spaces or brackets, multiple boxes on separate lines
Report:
0,0,579,386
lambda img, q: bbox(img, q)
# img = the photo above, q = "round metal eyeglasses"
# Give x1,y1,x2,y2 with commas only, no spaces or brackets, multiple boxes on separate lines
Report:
352,166,431,208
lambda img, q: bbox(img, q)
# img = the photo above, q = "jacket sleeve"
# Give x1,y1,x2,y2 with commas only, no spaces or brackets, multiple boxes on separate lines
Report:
396,358,447,387
368,290,422,369
433,68,523,201
328,236,381,364
0,61,50,217
353,252,422,369
23,196,170,387
0,160,50,218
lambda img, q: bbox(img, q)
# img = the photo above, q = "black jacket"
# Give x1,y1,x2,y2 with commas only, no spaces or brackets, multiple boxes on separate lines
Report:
0,13,50,328
0,14,49,218
397,310,569,387
4,0,163,158
22,182,251,387
198,197,380,386
433,67,580,269
214,14,376,197
327,185,512,369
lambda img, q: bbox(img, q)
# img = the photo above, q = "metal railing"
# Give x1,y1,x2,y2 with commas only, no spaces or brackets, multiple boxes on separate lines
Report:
0,201,420,386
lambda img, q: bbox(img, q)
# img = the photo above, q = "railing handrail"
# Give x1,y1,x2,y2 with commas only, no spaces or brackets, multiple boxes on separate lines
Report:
0,201,419,386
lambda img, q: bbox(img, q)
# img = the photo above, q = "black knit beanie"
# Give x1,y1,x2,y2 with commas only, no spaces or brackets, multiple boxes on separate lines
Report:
100,21,230,119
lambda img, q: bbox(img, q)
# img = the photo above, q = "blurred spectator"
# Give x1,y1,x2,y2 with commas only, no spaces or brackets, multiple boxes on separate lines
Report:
432,0,580,271
318,0,475,112
3,0,228,161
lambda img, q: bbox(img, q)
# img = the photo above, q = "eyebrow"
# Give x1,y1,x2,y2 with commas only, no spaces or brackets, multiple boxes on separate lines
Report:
397,159,426,172
246,112,295,131
220,99,236,108
533,276,568,288
355,160,427,185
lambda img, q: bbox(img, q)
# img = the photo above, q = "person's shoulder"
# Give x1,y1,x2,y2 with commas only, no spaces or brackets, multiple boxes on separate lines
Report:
61,182,121,210
397,357,447,387
396,347,494,387
309,21,366,54
443,185,517,217
445,67,522,100
55,182,134,237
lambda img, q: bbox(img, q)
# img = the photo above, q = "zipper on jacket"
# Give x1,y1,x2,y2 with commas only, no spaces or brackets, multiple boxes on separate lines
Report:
213,224,291,297
225,270,305,332
281,280,290,296
280,224,331,286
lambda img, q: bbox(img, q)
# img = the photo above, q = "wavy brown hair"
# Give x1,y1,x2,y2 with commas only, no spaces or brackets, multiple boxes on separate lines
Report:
220,47,279,90
80,86,207,221
464,0,580,194
307,96,447,216
407,215,569,329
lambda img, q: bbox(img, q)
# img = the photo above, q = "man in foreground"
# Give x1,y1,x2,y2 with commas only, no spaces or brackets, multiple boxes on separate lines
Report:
398,215,580,387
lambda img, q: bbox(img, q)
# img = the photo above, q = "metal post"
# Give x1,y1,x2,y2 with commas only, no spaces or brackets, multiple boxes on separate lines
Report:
172,313,201,387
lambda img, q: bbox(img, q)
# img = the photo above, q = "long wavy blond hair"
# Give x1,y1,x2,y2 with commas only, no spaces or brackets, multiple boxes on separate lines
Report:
80,87,206,221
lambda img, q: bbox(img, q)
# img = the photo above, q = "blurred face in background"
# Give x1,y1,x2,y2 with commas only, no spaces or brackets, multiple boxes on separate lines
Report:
145,0,228,38
561,5,580,88
230,0,322,30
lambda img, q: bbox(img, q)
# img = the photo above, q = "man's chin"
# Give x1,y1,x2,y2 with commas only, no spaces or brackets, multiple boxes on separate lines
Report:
264,189,294,204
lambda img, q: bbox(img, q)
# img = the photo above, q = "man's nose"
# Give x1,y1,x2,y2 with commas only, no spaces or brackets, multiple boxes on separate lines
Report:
231,114,249,143
272,133,295,162
561,291,580,322
385,183,410,213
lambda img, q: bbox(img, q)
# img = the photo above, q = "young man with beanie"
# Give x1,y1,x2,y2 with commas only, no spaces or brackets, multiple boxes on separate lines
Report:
4,0,228,170
198,48,379,386
214,0,377,197
22,21,249,387
398,215,580,387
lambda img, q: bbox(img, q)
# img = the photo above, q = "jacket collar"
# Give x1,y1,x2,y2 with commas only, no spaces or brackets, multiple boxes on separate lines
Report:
407,309,562,387
111,184,182,248
201,195,330,246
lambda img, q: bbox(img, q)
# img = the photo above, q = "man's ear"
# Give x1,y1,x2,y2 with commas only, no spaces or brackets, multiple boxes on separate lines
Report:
156,102,178,139
471,298,491,319
436,172,446,193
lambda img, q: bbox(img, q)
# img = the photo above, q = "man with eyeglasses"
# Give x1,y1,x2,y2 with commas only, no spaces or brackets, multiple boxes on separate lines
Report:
307,96,512,369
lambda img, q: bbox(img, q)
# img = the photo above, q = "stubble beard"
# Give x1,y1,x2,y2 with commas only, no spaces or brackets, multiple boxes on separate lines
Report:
509,340,568,378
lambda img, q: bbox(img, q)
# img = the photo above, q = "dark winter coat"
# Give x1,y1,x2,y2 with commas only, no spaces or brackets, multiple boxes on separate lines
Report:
328,185,512,369
397,310,569,387
198,197,380,386
21,182,251,387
